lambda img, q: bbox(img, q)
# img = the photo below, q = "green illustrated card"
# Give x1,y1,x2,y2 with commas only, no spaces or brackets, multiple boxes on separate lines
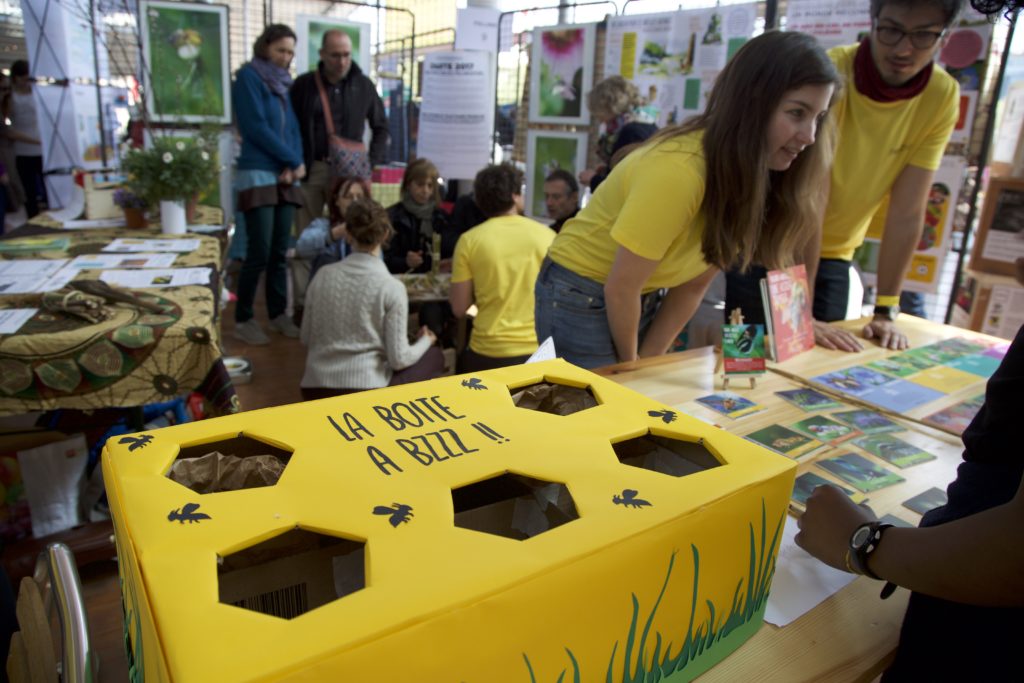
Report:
853,434,936,469
831,409,903,435
790,415,859,445
722,324,766,375
817,453,905,493
774,388,841,411
791,472,863,507
865,357,919,378
694,392,765,419
902,487,948,515
745,424,823,459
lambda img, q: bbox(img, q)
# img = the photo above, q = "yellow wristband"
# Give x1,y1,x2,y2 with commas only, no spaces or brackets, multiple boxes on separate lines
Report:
876,295,900,307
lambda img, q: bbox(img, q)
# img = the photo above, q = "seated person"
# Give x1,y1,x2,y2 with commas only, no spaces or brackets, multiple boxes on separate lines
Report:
578,75,658,193
295,177,371,283
300,198,444,400
449,163,555,372
383,158,456,274
543,169,579,233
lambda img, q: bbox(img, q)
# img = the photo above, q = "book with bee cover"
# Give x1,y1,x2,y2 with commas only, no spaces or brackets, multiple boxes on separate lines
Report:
763,265,815,363
722,323,766,375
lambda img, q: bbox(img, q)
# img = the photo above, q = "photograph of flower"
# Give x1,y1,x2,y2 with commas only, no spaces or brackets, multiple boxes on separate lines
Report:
526,131,587,219
140,1,231,123
529,23,595,125
295,16,371,75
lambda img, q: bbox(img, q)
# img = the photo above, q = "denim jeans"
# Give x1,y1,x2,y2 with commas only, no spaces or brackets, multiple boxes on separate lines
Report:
236,203,294,323
534,259,659,369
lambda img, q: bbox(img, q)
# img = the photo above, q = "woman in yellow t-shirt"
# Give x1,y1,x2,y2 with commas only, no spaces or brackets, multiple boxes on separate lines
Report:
535,30,841,369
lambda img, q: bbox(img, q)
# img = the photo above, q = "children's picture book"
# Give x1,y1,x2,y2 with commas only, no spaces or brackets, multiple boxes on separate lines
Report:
902,487,948,515
831,409,903,434
856,379,945,412
774,388,841,411
865,357,919,378
745,424,824,459
811,366,895,397
946,353,1002,378
817,453,906,493
922,395,985,435
791,472,861,507
694,392,765,419
762,264,815,362
853,434,936,468
790,415,860,445
722,323,766,375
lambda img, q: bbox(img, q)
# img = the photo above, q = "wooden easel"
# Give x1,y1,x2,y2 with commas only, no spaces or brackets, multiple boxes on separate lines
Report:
720,308,757,390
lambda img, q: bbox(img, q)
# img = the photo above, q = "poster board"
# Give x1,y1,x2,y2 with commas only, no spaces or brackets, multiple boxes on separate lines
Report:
295,15,372,76
603,6,755,126
970,177,1024,277
783,0,871,49
139,1,231,124
525,130,588,219
529,23,596,125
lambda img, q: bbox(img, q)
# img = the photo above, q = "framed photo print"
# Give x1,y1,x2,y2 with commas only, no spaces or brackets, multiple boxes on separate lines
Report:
139,1,231,124
970,177,1024,276
528,23,595,125
295,15,372,75
526,130,587,219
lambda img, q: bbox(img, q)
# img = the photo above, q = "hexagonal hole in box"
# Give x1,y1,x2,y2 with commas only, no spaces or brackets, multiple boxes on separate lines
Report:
613,431,722,477
510,380,599,416
218,527,365,620
452,472,579,540
167,433,292,494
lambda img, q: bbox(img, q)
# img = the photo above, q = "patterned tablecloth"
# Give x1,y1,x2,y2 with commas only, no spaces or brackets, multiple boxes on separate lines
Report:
0,225,236,416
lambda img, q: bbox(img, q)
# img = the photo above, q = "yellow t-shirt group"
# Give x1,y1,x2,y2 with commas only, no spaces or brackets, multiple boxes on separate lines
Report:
451,214,555,358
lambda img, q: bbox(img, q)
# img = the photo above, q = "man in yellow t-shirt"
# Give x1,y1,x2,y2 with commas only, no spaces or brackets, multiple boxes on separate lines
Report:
449,164,555,372
812,0,963,351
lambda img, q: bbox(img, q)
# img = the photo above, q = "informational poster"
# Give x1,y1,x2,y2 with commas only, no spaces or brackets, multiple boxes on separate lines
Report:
295,15,371,75
980,284,1024,339
525,131,587,219
35,84,77,172
784,0,870,49
938,22,993,145
35,84,125,173
407,51,495,181
20,0,108,81
604,5,756,126
856,155,967,294
455,7,511,53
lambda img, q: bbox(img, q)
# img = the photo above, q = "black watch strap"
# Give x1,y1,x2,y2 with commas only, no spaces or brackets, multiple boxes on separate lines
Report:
849,522,893,580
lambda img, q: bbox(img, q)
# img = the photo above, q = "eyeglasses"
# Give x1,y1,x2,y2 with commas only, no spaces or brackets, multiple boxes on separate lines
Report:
873,22,945,49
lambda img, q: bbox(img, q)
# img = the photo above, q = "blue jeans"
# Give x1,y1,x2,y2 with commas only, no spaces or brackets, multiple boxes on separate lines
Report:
534,259,660,369
236,204,294,323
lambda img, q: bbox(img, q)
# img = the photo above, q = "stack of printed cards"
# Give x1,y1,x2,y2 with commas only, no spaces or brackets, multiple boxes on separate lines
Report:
817,453,905,493
745,424,824,459
694,392,765,419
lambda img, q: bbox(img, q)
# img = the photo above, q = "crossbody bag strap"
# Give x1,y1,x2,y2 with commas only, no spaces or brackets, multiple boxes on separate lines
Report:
313,71,337,137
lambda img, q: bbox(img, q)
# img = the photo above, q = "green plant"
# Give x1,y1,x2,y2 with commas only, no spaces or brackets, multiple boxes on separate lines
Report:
121,132,219,205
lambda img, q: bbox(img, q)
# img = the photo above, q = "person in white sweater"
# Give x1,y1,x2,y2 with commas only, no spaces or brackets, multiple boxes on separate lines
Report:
300,198,444,400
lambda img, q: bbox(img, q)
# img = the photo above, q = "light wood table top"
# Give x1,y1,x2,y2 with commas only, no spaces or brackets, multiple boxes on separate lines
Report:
597,315,1007,683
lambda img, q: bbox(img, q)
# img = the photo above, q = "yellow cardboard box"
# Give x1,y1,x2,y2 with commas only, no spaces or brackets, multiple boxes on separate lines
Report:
102,360,795,682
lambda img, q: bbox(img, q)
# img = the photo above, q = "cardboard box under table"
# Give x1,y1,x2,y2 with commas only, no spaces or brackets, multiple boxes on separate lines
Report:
103,360,795,682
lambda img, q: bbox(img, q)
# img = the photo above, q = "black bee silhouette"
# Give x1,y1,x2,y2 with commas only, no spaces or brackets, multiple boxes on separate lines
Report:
167,502,211,524
612,489,652,509
373,503,414,527
461,378,487,391
647,409,677,424
119,434,154,451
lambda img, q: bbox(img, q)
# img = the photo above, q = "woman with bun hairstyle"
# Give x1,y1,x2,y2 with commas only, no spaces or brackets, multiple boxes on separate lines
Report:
300,198,445,399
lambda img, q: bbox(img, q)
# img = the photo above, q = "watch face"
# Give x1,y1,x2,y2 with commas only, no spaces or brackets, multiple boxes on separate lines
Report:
851,525,874,548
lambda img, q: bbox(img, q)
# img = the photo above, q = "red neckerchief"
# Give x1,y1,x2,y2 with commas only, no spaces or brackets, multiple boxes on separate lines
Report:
853,37,933,103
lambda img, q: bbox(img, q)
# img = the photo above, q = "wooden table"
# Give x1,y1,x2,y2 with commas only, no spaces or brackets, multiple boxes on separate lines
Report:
597,315,1004,682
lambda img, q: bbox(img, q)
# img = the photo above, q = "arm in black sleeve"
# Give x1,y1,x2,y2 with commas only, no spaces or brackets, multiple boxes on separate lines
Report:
367,85,390,166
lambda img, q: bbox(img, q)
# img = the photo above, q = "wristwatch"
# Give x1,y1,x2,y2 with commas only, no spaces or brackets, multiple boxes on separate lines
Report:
847,521,892,579
873,304,900,321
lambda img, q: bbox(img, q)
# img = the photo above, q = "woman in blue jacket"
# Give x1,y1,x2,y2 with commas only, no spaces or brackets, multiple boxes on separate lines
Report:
232,24,306,346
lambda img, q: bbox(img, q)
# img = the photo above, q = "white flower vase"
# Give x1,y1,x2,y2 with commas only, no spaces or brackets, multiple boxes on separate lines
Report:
160,199,187,235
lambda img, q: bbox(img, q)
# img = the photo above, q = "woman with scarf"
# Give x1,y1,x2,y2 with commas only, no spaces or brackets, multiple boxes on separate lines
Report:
383,158,455,275
231,24,305,346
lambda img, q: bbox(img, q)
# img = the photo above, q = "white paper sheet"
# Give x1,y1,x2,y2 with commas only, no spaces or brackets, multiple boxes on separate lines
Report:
527,337,556,363
102,238,202,253
44,184,86,223
0,259,69,277
61,217,128,230
0,308,38,334
100,267,211,288
764,516,857,627
67,253,178,270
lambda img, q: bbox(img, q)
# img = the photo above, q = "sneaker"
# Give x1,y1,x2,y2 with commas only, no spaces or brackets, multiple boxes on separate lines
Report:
269,314,300,338
233,319,270,345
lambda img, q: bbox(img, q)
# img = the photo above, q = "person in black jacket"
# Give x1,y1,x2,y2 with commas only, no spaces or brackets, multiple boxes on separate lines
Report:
289,30,389,320
384,158,455,275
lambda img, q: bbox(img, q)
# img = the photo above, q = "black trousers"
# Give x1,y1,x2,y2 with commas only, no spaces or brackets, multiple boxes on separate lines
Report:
724,259,852,324
15,155,46,219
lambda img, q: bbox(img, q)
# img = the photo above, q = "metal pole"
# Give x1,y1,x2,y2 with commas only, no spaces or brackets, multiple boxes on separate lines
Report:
945,11,1018,323
90,0,107,167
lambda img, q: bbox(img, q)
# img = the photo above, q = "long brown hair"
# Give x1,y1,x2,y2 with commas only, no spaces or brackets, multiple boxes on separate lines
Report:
645,30,841,272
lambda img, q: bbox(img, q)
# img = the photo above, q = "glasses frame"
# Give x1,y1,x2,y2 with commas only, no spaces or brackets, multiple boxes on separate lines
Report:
872,21,947,50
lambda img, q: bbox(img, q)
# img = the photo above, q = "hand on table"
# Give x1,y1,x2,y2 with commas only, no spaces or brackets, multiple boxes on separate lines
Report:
795,485,877,573
813,320,863,352
863,319,909,351
418,325,437,345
